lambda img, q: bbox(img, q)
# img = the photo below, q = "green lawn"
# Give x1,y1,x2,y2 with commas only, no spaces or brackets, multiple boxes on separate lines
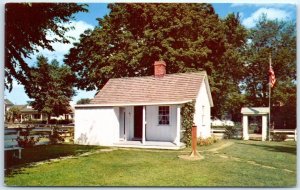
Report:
4,140,296,187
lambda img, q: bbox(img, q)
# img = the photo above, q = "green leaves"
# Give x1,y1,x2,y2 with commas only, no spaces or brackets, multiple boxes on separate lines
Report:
181,101,196,147
5,3,87,91
28,55,75,123
244,16,296,107
65,4,248,119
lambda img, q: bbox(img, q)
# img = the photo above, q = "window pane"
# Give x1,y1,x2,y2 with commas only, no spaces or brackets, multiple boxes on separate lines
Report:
158,106,170,125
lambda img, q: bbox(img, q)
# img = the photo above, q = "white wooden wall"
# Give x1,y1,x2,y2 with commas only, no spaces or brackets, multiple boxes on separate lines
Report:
145,105,177,142
74,107,120,146
194,80,212,138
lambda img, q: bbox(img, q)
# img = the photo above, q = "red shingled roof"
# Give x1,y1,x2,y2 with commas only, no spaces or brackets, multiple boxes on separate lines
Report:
90,72,207,106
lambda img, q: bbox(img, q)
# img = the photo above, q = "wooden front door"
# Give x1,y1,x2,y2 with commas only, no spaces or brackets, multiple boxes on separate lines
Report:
134,106,143,139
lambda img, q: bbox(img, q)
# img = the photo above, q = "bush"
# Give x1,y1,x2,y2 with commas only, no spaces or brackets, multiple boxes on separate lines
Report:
181,101,196,147
16,127,40,148
49,127,65,144
49,119,73,124
22,120,47,124
197,135,218,146
21,119,73,125
272,133,287,142
224,126,238,139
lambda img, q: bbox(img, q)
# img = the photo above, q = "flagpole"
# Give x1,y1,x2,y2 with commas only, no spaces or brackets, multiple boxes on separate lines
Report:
268,53,271,141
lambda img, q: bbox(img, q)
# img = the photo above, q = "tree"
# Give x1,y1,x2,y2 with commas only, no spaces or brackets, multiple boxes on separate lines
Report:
243,15,296,128
65,3,247,118
6,106,21,123
76,98,91,104
210,13,248,120
5,3,87,91
29,56,75,123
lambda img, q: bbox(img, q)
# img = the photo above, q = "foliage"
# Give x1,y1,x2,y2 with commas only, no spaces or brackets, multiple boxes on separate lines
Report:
181,101,195,147
5,3,87,91
28,56,75,123
49,119,73,125
21,120,47,125
76,98,91,104
49,127,65,145
211,122,242,129
16,128,40,148
65,4,247,117
197,135,218,146
224,126,238,139
272,133,287,142
5,106,21,123
21,119,73,125
243,15,296,106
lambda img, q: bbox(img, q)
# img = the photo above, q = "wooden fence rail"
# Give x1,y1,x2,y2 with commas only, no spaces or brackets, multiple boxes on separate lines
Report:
211,128,297,141
4,126,74,149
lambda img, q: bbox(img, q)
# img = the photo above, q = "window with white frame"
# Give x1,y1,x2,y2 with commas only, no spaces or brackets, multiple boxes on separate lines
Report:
158,106,170,125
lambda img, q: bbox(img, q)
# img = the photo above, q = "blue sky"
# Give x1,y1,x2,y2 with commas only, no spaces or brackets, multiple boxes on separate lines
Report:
4,2,297,105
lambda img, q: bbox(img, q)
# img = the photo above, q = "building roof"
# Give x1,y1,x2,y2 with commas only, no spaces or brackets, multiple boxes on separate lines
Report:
86,71,211,107
241,107,270,115
4,99,14,106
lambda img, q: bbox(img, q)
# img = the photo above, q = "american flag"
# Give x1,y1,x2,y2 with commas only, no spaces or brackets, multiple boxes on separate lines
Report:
269,66,276,88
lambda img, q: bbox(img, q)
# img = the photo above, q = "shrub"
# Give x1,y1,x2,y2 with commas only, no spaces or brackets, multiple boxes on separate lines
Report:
224,126,238,139
272,133,287,142
197,135,218,146
49,119,73,124
22,120,47,124
16,127,40,148
49,127,65,144
181,101,196,147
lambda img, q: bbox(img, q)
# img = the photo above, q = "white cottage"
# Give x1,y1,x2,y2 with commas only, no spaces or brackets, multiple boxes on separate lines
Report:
75,61,213,149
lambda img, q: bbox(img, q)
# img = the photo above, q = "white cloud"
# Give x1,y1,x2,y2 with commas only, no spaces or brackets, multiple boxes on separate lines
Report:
242,8,291,28
231,3,296,8
31,20,93,65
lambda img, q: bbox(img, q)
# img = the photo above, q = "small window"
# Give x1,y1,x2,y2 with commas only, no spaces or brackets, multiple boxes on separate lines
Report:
158,106,170,125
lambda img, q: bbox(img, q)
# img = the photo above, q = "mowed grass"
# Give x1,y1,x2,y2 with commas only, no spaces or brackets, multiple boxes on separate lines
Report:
4,140,296,187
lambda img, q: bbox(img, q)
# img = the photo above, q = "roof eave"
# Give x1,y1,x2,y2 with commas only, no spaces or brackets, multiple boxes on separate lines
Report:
75,100,193,108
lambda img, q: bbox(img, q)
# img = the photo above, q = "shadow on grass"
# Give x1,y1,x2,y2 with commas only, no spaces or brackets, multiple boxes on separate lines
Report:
5,144,103,176
235,141,296,155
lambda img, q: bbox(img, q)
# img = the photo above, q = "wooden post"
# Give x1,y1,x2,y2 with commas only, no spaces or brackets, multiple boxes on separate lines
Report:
190,125,201,157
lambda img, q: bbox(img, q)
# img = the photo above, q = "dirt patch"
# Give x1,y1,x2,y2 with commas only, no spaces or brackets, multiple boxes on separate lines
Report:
219,154,229,159
178,154,204,161
207,141,234,152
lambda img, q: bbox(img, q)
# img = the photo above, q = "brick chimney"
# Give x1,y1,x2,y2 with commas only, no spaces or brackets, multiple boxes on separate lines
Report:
154,61,166,77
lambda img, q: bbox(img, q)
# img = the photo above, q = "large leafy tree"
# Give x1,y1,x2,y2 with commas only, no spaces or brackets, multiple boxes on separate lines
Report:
65,3,247,118
243,15,296,128
29,56,75,123
5,3,87,91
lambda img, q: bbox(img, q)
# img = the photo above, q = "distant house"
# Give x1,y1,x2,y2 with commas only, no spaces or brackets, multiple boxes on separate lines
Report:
4,99,14,116
5,103,74,123
75,61,213,149
19,105,74,123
